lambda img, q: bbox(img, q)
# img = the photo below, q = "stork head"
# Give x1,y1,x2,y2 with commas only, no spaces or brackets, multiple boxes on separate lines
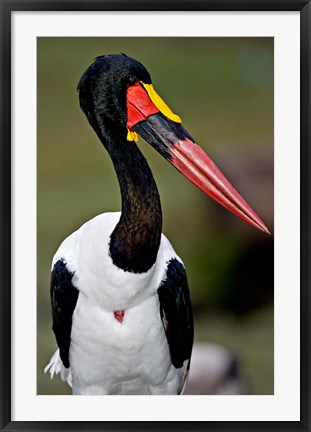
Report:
78,54,269,234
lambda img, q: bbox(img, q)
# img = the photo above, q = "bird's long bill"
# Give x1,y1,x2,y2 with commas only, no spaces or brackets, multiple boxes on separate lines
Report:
127,82,269,234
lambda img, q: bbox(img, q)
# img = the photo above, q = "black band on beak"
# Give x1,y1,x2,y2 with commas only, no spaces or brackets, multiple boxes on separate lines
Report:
133,112,195,160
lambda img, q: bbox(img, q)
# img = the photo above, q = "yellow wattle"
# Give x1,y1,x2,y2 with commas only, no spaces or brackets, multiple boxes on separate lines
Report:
127,129,138,142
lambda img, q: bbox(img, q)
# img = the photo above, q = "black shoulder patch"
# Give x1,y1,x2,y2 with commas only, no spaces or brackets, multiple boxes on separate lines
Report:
50,259,79,368
157,258,194,369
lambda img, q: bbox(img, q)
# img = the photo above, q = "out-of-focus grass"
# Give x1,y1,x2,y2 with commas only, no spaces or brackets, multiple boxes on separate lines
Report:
195,306,274,394
38,37,274,395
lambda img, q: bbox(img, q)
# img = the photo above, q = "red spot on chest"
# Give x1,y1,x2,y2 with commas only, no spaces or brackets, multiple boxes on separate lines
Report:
114,310,125,323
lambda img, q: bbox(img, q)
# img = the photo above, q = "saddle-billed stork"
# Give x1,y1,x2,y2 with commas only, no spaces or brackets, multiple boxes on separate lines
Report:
45,54,269,395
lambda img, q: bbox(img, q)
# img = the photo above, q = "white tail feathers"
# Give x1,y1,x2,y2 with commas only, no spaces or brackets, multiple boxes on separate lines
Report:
44,349,73,388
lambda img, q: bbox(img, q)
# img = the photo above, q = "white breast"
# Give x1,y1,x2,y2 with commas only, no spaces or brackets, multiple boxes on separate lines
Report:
51,211,184,394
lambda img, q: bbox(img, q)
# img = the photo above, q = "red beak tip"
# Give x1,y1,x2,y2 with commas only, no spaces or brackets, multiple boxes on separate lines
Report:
254,220,270,235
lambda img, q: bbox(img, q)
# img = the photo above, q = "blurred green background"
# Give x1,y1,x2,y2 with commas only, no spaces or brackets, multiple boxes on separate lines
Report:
37,37,274,395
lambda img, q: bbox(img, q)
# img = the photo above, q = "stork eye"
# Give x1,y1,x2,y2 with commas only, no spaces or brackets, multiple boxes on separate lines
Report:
126,75,136,85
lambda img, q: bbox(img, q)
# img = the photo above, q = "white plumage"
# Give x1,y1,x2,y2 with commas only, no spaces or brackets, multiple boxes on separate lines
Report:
45,212,188,394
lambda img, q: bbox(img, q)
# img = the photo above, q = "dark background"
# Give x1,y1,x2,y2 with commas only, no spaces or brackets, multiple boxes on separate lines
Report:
37,37,274,395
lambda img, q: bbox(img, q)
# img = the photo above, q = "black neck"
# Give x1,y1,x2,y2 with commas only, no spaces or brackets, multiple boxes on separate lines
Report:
103,127,162,273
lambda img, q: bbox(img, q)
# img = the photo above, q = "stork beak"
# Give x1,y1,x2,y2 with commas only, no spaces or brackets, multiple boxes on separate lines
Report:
126,81,270,234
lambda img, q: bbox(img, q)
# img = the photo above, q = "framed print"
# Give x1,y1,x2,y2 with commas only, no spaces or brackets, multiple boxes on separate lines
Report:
1,1,310,431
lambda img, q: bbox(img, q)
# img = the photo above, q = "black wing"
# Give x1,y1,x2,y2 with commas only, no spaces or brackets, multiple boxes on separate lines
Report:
157,258,194,369
50,259,79,368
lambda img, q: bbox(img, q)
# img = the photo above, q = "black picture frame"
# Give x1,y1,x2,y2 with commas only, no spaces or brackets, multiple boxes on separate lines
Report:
1,1,310,431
